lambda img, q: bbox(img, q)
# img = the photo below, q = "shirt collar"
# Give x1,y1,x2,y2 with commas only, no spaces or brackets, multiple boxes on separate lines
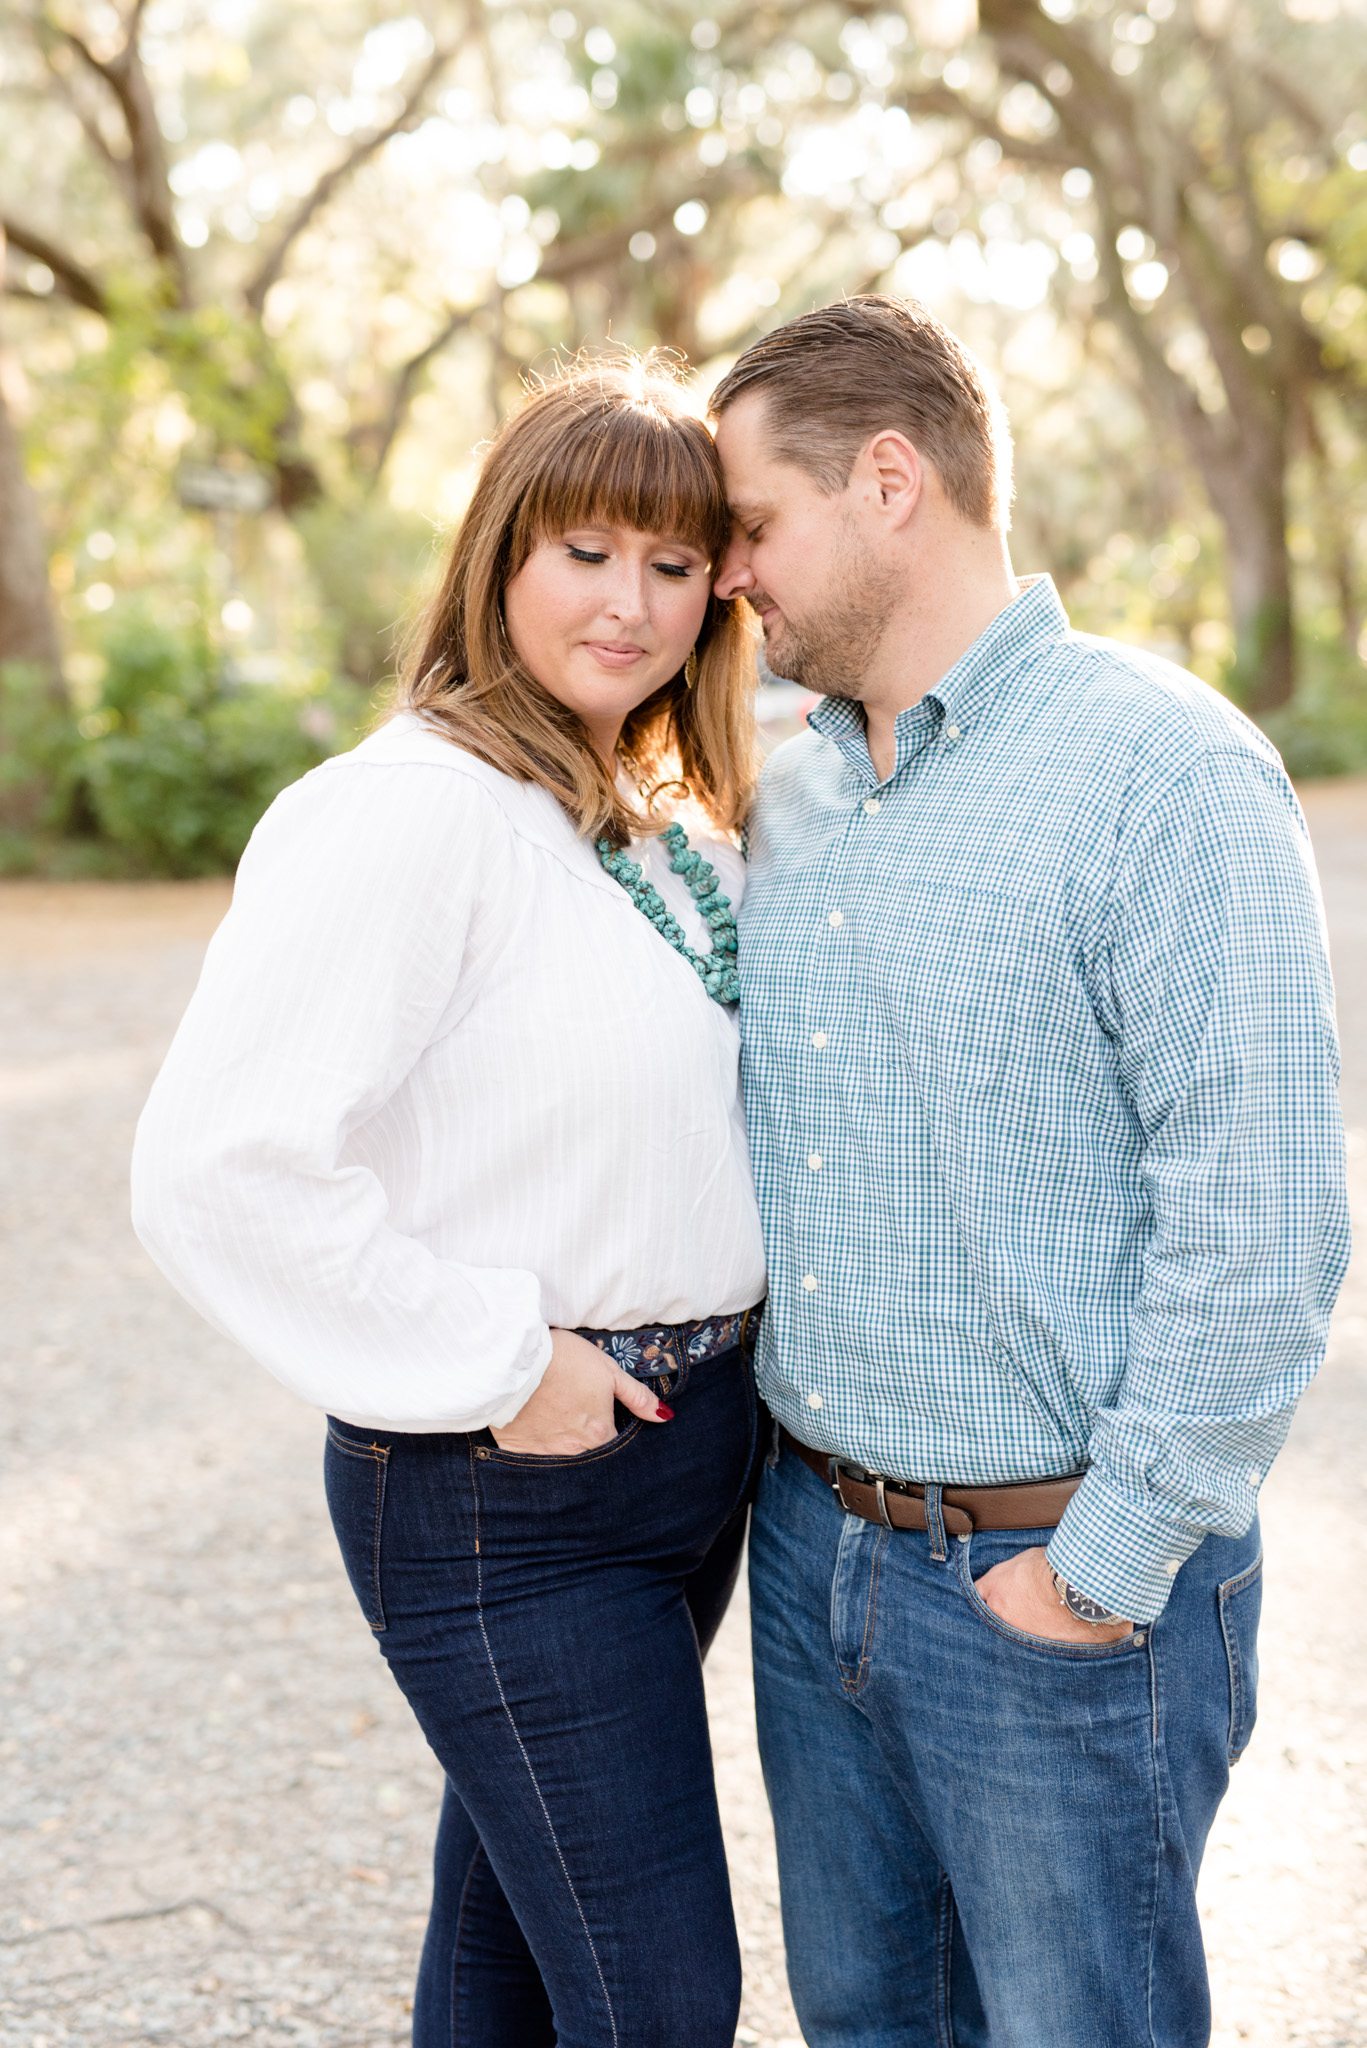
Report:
806,574,1070,784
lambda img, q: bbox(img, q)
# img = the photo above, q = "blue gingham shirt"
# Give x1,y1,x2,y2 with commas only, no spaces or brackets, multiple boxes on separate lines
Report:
739,575,1348,1622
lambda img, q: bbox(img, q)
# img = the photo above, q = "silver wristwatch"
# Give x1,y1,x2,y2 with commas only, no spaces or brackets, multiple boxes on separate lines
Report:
1050,1568,1131,1628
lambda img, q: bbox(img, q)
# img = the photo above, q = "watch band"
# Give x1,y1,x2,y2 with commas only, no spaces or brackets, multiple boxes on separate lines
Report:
1050,1568,1131,1628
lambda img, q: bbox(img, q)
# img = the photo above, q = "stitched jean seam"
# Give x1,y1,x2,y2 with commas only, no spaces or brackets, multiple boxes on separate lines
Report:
716,1343,761,1531
451,1839,486,2048
470,1486,619,2045
934,1871,954,2048
1143,1631,1163,2048
837,1526,888,1696
326,1430,389,1631
475,1421,644,1469
1218,1552,1262,1763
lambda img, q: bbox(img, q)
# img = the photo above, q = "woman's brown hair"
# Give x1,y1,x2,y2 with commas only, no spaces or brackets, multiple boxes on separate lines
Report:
398,355,759,846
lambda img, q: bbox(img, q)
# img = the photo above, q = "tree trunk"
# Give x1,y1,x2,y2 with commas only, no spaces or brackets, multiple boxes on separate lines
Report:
1223,488,1295,713
0,357,61,676
1200,434,1295,712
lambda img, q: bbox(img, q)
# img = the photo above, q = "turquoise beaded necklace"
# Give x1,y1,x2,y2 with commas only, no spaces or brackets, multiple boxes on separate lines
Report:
596,822,739,1006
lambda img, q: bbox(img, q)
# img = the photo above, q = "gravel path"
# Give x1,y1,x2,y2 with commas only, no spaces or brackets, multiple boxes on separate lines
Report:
2,783,1365,2048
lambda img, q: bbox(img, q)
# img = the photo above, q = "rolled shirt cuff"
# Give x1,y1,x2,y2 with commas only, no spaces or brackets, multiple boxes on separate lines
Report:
479,1320,555,1431
328,1317,554,1436
1045,1467,1209,1624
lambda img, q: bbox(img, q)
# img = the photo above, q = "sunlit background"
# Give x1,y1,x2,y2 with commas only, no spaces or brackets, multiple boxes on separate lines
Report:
3,14,1367,2045
2,0,1365,874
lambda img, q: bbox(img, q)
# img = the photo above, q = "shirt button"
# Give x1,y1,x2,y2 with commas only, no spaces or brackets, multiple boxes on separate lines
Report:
810,1031,828,1048
945,723,961,740
1164,1558,1182,1575
862,797,880,815
807,1152,823,1171
807,1391,824,1411
801,1273,818,1292
827,910,844,928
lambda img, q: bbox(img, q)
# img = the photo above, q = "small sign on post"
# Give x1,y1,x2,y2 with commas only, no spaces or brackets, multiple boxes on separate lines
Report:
176,464,273,515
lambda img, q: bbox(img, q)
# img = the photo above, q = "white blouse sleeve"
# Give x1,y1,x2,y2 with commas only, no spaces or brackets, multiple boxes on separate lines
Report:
130,755,552,1431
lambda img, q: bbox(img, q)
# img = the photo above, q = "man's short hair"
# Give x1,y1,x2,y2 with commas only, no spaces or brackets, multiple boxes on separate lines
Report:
709,294,1012,530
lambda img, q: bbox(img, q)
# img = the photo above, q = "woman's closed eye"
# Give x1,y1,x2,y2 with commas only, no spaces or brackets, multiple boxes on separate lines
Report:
565,544,697,579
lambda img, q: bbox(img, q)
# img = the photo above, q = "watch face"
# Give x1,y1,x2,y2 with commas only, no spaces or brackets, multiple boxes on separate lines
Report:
1065,1585,1114,1623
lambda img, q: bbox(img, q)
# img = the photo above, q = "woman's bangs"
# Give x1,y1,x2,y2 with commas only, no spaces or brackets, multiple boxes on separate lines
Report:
526,404,726,561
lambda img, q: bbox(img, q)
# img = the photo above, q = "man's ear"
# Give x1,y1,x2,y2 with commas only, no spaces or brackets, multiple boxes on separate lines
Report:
858,430,923,528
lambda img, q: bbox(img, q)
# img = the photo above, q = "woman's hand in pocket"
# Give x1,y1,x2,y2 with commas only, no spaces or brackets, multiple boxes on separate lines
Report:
489,1327,674,1455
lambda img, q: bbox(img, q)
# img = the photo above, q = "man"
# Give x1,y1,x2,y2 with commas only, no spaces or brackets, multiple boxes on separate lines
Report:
711,296,1348,2047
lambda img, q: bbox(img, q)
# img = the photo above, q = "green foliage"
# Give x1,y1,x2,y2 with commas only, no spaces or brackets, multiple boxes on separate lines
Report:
294,497,435,687
1256,646,1367,781
74,610,344,875
6,0,1367,797
0,616,371,876
0,663,82,833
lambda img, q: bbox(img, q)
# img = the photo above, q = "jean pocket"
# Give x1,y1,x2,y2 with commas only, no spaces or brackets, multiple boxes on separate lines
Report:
955,1534,1144,1662
1218,1552,1262,1763
473,1416,646,1468
324,1422,390,1632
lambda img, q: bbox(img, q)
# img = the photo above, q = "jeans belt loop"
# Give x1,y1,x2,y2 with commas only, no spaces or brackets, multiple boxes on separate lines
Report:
924,1483,948,1561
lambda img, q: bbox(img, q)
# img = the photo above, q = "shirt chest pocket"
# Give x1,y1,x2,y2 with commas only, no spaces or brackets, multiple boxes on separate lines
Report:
877,889,1054,1096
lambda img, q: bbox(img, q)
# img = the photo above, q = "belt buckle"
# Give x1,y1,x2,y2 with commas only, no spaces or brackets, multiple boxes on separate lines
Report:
828,1458,900,1530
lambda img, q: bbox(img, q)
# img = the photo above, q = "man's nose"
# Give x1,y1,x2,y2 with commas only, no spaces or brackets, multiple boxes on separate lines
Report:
713,539,754,602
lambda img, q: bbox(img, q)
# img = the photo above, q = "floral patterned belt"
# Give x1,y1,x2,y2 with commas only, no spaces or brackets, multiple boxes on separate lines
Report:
575,1302,765,1380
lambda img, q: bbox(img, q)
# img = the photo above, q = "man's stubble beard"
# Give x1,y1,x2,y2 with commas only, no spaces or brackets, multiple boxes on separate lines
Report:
753,514,901,700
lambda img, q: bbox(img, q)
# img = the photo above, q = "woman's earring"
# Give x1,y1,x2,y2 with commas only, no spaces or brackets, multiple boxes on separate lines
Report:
684,646,699,690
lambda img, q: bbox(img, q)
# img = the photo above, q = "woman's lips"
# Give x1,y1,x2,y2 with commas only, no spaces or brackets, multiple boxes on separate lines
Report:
583,641,647,667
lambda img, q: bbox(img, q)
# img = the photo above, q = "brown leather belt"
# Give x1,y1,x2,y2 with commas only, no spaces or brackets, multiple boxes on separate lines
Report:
779,1426,1084,1536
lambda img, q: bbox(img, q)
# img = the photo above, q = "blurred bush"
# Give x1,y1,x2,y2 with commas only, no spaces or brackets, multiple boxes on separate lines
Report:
295,499,436,690
0,613,368,878
1256,648,1367,781
0,662,88,872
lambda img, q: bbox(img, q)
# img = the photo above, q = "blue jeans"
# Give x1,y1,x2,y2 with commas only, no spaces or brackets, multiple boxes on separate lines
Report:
324,1338,761,2048
749,1441,1263,2048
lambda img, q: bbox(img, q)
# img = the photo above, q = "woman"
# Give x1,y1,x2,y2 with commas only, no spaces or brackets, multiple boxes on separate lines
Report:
131,358,768,2047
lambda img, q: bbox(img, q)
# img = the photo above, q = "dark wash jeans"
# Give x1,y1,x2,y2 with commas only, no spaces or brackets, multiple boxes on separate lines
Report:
325,1336,761,2048
750,1441,1263,2048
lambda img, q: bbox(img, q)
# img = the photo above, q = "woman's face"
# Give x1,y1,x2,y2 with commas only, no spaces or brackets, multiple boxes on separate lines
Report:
503,524,712,761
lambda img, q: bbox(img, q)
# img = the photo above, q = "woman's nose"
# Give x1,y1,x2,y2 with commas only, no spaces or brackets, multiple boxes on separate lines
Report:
603,565,650,623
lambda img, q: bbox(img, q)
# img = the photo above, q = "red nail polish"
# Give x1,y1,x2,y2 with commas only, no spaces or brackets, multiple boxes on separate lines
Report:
656,1403,674,1420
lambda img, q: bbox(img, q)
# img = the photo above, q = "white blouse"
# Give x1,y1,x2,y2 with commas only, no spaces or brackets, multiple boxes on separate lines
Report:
130,714,767,1433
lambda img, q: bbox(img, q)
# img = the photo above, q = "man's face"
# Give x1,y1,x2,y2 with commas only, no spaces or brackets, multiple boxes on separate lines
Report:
713,391,899,698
